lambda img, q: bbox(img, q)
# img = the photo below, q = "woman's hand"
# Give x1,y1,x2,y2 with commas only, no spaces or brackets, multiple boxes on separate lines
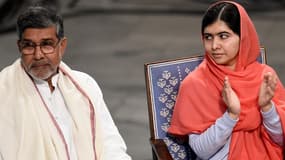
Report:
258,72,277,112
222,76,240,120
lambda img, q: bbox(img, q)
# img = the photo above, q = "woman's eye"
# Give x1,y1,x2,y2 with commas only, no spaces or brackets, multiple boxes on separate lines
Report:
220,34,229,39
204,35,213,40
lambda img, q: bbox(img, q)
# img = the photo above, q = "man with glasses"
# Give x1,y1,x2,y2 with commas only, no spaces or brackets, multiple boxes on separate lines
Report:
0,4,131,160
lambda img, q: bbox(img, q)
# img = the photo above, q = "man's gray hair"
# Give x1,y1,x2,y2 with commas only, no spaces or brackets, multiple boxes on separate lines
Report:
16,4,64,40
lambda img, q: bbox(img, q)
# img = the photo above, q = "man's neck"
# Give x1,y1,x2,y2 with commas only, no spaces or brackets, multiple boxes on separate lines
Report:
31,75,57,93
47,79,55,92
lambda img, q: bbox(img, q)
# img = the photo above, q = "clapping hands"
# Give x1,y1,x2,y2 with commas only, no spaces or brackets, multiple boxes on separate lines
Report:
222,72,277,119
222,76,240,120
258,72,277,112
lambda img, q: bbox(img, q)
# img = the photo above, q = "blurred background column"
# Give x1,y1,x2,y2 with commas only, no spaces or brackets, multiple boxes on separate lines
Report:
0,0,79,33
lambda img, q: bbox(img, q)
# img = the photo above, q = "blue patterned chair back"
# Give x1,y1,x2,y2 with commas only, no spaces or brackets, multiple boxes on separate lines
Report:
144,48,266,160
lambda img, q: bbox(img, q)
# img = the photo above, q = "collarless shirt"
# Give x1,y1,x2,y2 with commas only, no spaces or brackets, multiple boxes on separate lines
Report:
34,74,78,160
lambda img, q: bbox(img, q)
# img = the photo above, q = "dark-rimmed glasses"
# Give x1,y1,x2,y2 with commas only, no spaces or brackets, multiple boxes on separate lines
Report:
19,39,61,55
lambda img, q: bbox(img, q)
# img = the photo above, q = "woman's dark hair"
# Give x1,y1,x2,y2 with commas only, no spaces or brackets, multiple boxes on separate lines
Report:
202,2,240,36
16,4,64,40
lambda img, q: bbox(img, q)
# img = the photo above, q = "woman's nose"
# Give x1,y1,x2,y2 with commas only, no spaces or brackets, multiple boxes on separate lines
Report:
211,38,221,50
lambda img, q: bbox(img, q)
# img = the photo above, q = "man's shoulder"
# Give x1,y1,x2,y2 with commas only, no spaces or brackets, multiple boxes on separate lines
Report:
71,70,96,84
71,70,92,79
70,70,102,94
60,62,103,96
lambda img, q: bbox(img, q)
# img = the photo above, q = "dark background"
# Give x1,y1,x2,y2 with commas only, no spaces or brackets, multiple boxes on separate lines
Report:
0,0,284,159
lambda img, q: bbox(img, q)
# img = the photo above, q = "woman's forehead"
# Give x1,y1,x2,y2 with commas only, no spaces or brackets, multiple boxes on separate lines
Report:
203,20,233,34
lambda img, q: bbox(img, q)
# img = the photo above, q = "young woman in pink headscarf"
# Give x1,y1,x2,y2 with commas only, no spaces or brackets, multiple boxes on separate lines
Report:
168,1,285,159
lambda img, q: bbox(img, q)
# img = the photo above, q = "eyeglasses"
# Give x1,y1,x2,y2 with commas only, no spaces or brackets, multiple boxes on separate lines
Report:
19,39,61,55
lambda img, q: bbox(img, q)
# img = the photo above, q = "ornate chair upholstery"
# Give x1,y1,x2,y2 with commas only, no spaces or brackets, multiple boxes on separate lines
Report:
144,48,266,160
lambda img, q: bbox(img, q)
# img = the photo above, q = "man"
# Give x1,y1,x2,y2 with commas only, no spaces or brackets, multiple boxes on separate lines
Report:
0,4,131,160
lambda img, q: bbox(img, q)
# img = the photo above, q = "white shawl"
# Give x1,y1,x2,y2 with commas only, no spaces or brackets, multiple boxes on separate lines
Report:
0,59,104,160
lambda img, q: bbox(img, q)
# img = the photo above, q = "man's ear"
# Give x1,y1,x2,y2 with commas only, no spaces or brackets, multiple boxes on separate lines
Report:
17,40,22,53
59,37,67,57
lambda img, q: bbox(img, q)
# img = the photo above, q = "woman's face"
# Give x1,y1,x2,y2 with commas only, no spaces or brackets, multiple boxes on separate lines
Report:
203,20,240,70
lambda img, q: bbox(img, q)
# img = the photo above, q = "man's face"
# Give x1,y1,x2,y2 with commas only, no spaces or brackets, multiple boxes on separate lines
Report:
18,26,67,81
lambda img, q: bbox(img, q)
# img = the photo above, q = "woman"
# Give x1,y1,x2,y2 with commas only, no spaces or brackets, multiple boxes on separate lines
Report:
168,1,285,160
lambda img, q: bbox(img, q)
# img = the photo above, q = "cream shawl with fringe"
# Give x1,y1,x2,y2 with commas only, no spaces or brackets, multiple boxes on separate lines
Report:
0,59,104,160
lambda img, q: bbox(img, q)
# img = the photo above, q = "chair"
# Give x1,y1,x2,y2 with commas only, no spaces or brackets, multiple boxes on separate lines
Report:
144,48,266,160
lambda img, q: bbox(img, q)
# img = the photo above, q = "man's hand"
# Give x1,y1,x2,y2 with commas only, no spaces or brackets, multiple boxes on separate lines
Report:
259,72,277,112
222,76,240,120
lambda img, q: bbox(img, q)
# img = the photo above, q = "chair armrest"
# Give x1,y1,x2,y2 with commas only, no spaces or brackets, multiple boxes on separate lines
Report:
150,139,173,160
